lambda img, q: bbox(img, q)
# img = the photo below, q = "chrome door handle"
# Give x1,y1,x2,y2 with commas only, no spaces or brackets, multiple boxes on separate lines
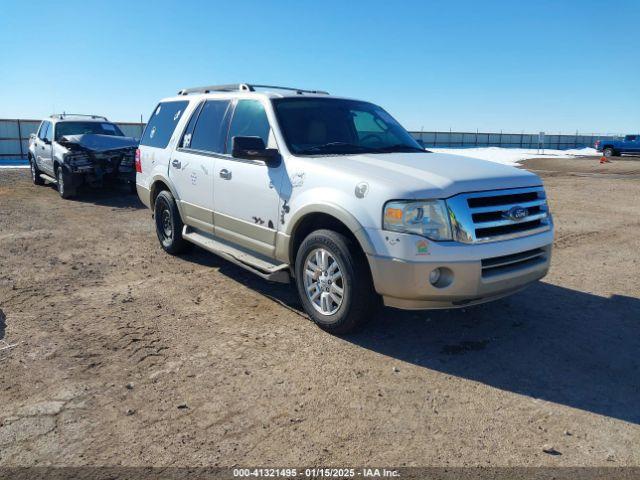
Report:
219,169,232,180
171,159,181,168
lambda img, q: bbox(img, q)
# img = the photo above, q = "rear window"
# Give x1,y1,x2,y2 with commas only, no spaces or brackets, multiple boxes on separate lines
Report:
140,101,189,148
188,100,231,153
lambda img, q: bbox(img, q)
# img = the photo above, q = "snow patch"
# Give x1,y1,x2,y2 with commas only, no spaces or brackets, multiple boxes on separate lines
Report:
429,147,599,166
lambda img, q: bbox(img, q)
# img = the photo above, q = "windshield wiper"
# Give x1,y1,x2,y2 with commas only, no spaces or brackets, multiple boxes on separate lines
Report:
297,142,375,155
369,144,426,153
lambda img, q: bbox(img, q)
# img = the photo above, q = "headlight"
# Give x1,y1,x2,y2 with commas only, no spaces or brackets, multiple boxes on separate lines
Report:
383,200,453,241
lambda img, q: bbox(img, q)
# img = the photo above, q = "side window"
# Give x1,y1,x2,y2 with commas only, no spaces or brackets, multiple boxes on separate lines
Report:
189,100,231,153
140,100,189,148
225,100,270,153
43,123,53,143
180,101,205,149
38,122,49,140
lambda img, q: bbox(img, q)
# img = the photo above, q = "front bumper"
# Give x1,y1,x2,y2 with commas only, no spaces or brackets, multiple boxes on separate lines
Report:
64,150,136,184
364,228,553,310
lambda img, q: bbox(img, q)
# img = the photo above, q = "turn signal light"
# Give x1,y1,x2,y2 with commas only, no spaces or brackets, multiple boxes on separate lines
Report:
385,207,403,220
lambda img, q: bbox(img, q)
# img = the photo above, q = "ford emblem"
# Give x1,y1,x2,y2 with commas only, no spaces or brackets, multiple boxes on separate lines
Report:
505,206,528,221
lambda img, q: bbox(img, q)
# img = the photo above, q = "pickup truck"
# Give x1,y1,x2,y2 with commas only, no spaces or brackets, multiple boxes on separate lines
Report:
595,135,640,157
28,114,139,198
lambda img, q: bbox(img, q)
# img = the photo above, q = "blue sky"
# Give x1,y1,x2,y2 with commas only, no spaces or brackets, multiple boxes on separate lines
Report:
1,0,638,134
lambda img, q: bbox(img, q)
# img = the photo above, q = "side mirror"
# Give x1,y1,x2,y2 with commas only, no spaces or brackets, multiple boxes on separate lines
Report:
232,136,279,165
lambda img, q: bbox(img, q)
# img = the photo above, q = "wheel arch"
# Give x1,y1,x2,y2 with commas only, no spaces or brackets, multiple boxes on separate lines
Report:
285,204,375,274
149,175,185,218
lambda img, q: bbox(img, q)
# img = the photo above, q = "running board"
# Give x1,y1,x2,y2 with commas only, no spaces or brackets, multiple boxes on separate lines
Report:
40,173,57,184
182,226,290,283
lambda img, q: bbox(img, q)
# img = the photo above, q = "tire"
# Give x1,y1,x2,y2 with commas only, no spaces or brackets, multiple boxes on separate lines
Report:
294,229,378,334
154,190,190,254
29,157,44,185
56,165,76,199
603,147,616,158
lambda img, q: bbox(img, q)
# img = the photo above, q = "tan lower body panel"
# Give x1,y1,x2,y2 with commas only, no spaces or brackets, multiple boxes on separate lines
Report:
213,212,277,257
180,201,214,234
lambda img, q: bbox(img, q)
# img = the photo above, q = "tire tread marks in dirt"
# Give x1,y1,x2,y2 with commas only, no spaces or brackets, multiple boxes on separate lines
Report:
115,322,169,368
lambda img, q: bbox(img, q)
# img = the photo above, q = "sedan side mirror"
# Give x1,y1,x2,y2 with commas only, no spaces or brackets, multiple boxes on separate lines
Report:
232,136,280,165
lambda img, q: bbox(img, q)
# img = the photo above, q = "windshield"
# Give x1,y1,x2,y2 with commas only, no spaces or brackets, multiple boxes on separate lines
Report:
55,121,124,141
272,98,424,155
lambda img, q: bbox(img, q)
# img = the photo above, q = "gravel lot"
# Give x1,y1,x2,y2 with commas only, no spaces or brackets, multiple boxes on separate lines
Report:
0,156,638,467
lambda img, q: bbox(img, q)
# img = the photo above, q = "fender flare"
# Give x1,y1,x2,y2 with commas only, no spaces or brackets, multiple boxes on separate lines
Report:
284,202,376,257
149,174,185,217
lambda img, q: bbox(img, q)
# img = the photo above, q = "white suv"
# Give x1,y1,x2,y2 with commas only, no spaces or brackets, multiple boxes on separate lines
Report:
135,84,553,334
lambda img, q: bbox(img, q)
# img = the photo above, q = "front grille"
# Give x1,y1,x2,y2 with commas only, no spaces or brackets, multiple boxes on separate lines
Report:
447,187,552,243
467,191,539,208
471,205,542,223
481,248,547,278
475,219,543,238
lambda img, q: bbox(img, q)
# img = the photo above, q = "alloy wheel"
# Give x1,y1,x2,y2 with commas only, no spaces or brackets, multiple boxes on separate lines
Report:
303,248,345,315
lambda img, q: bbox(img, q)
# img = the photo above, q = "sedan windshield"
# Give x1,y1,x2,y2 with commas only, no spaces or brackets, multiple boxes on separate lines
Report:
272,98,424,155
55,121,124,141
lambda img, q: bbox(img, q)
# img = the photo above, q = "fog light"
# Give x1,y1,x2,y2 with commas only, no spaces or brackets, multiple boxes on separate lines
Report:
429,267,454,288
429,268,441,285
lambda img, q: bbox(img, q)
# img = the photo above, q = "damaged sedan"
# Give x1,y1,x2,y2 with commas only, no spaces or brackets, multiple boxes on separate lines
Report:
28,114,139,198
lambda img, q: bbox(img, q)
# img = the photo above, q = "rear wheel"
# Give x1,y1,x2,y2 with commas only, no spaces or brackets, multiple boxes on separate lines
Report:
30,157,44,185
154,190,190,254
294,229,378,334
603,147,616,158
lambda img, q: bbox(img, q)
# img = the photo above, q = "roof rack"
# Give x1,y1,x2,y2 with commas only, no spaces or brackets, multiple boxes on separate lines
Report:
50,113,109,121
177,83,329,96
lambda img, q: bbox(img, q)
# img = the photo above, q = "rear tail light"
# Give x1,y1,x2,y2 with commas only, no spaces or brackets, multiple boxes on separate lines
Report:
594,140,600,149
135,148,142,173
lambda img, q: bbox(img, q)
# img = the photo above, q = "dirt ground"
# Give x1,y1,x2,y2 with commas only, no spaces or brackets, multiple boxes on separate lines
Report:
0,156,639,468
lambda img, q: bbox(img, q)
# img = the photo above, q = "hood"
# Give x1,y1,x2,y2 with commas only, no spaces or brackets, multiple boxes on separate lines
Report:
322,152,541,198
57,134,138,153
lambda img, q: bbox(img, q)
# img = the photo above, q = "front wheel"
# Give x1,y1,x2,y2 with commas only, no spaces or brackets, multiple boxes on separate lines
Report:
294,229,378,334
154,190,190,254
56,166,76,199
